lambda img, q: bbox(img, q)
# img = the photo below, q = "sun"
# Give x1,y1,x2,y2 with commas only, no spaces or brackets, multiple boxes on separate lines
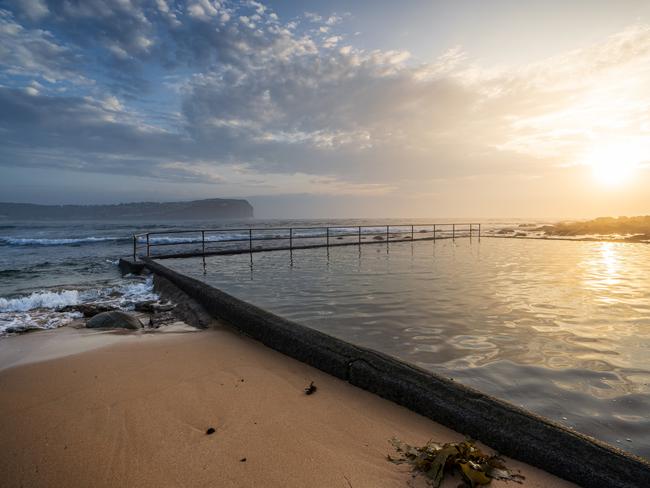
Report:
581,141,643,186
592,159,633,186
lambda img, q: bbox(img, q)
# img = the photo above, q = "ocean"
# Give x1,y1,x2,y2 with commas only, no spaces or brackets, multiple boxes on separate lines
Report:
1,218,649,459
0,217,531,336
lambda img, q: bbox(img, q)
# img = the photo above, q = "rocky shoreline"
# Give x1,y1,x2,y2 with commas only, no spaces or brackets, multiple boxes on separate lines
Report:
2,272,214,337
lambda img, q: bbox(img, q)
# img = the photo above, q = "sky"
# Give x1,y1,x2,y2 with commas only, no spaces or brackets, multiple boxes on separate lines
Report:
1,0,649,218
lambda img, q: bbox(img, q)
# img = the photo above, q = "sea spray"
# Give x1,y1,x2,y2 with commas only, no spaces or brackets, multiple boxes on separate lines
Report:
0,276,158,336
0,290,81,312
0,236,126,246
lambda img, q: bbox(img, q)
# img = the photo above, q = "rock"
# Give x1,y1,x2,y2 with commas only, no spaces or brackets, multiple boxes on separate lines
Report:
134,301,157,313
154,302,175,312
86,311,142,330
206,427,216,435
372,235,384,241
5,325,43,335
134,301,175,313
61,303,117,317
149,310,177,327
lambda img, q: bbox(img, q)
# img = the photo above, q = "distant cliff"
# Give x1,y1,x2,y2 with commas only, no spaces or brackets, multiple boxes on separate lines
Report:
0,198,254,220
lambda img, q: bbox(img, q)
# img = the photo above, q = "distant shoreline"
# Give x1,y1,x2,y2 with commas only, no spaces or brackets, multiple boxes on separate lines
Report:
0,198,254,221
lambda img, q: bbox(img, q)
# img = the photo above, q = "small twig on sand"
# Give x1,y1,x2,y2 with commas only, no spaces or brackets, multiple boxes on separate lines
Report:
343,474,353,488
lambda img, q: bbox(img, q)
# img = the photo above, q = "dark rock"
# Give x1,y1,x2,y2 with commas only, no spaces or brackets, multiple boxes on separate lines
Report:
61,303,117,317
154,302,175,312
240,458,246,462
149,310,177,327
152,275,214,329
135,301,175,313
5,325,41,334
372,235,384,241
86,311,142,330
134,301,157,313
206,427,215,435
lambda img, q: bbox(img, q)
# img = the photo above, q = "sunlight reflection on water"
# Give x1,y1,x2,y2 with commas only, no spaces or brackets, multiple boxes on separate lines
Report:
167,238,650,458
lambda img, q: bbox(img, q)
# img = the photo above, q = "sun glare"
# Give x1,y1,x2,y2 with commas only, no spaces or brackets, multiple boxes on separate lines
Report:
581,141,644,186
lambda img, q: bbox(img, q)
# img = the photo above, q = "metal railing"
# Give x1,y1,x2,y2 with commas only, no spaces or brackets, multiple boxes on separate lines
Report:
132,223,481,260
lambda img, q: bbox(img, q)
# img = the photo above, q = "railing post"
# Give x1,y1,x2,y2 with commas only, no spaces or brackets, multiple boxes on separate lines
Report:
433,224,436,240
386,225,389,242
358,226,361,244
411,225,414,240
289,227,293,251
133,235,136,260
326,227,330,247
479,223,481,240
249,229,253,254
146,233,150,257
453,224,455,240
202,230,205,257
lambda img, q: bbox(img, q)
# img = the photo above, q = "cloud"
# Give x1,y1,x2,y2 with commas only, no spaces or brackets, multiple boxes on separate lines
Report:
15,0,49,21
0,9,84,83
1,1,649,204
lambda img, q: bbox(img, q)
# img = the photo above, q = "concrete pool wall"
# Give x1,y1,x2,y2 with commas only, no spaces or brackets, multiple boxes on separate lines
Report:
139,256,650,488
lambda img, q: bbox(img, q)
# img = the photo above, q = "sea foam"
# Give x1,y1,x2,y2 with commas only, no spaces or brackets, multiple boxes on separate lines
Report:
0,290,81,312
0,276,158,336
0,236,123,246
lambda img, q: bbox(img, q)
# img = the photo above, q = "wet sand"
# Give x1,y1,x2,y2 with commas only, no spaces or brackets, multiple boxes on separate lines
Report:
0,326,576,488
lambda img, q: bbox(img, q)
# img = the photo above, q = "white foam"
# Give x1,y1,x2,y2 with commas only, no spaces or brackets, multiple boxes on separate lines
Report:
0,310,82,335
0,276,159,336
0,237,122,246
113,277,159,306
0,290,81,312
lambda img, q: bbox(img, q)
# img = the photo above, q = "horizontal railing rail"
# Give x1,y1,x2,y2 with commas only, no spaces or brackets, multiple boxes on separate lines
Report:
132,223,481,260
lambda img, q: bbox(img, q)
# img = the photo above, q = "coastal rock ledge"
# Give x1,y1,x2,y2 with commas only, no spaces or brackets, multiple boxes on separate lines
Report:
86,311,142,330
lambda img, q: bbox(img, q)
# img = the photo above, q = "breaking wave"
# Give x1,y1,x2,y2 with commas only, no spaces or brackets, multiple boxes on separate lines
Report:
0,276,158,336
0,236,126,246
0,290,81,312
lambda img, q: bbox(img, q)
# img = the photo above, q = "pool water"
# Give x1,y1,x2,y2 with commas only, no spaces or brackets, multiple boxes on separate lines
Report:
166,237,650,458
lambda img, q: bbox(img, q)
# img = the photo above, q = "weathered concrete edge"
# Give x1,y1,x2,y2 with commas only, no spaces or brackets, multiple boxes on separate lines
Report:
142,257,650,488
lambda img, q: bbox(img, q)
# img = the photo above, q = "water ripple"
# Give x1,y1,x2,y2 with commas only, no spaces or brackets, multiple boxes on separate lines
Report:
167,238,650,459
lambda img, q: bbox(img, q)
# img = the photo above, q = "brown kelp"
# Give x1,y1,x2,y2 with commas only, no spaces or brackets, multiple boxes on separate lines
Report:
388,438,524,487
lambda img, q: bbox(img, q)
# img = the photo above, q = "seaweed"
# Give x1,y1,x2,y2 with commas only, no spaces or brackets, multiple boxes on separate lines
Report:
388,438,524,488
304,381,317,395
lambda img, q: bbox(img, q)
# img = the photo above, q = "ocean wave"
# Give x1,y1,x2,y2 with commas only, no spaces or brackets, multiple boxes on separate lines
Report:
0,276,158,336
0,236,127,246
0,277,157,314
0,289,81,312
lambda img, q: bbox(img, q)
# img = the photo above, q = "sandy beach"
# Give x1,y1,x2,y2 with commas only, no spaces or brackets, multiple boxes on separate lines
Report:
0,324,575,488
